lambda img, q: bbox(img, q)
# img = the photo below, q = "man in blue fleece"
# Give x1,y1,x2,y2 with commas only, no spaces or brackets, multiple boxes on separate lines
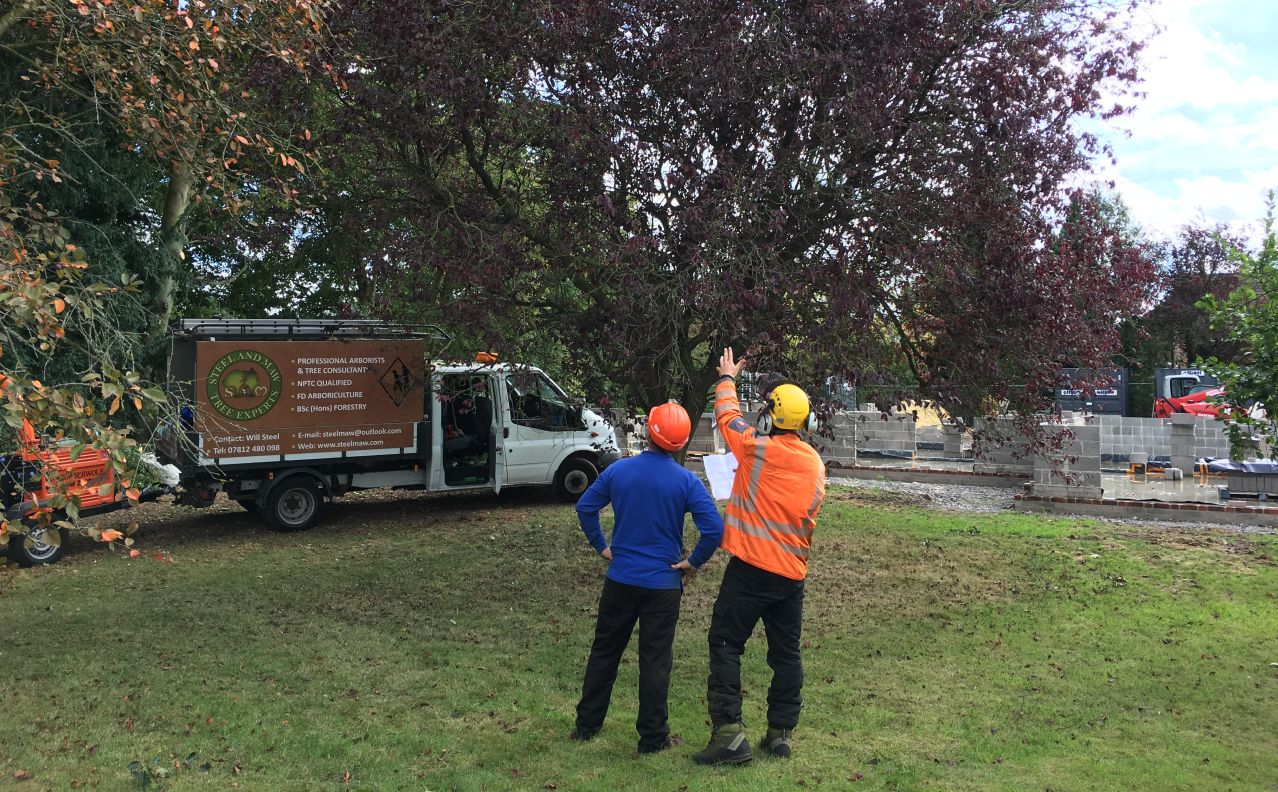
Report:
572,401,724,755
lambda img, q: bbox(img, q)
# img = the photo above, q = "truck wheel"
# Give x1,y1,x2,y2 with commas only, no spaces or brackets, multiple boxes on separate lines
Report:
554,457,598,503
263,477,324,532
8,524,70,567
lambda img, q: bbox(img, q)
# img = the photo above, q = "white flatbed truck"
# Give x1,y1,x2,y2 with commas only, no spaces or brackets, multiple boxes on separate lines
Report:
159,319,620,531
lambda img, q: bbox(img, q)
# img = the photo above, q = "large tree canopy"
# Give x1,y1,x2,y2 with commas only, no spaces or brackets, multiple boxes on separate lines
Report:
1,0,333,350
277,0,1156,422
0,0,330,540
1145,222,1244,365
304,0,1165,421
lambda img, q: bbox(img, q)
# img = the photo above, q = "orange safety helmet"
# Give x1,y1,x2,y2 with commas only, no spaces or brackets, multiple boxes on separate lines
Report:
647,400,691,452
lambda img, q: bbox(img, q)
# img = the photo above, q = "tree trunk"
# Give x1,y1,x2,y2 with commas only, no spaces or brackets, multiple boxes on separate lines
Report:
149,161,191,342
672,364,722,465
145,160,194,375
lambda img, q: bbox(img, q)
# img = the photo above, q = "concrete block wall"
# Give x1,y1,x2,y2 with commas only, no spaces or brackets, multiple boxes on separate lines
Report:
844,411,917,453
638,407,1231,469
916,425,944,449
942,424,965,458
1030,424,1103,498
673,413,721,454
972,417,1036,476
815,414,858,466
1095,415,1167,462
607,411,633,455
1170,413,1195,474
598,408,640,455
652,409,916,465
1192,417,1231,459
1095,414,1229,462
810,411,917,466
915,424,968,457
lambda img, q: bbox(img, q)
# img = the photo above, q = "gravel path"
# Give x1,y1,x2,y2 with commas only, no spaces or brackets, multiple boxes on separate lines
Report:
828,476,1019,513
828,476,1277,535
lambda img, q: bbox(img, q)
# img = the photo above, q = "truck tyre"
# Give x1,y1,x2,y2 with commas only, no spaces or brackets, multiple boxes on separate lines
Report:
554,457,598,503
8,524,70,567
263,477,324,532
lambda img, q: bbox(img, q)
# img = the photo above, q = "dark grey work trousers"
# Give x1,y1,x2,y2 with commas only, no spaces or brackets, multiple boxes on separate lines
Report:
706,556,805,729
576,578,682,750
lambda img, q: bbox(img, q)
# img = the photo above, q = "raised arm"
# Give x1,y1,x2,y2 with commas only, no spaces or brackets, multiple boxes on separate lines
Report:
713,347,758,460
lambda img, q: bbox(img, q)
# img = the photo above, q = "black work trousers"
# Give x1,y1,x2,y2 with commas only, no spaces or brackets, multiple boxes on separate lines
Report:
576,578,682,750
707,556,806,729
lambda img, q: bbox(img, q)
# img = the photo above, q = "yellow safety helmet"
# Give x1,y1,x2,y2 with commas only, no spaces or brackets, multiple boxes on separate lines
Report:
758,382,817,434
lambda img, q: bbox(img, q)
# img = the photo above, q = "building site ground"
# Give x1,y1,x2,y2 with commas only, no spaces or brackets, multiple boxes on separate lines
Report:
2,486,1274,790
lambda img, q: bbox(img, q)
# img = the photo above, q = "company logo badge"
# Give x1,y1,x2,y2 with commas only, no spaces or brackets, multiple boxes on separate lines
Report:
205,350,283,421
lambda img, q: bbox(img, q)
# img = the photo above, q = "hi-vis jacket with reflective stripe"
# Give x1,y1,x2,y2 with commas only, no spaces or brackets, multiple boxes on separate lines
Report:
714,377,826,581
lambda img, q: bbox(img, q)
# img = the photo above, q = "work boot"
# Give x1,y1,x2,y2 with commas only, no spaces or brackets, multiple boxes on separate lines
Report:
760,727,793,758
692,723,752,765
569,727,598,742
637,734,684,755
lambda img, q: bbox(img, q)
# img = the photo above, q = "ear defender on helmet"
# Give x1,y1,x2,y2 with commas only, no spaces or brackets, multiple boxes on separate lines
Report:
755,408,774,434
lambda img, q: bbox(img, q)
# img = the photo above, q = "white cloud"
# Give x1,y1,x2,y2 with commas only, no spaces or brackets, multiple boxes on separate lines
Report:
1087,0,1278,241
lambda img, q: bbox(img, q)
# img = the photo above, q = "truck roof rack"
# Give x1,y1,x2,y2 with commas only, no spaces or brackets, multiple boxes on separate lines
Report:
173,319,451,342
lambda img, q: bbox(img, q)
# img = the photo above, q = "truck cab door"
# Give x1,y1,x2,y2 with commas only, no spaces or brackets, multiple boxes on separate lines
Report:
502,369,583,485
428,372,445,490
489,374,504,494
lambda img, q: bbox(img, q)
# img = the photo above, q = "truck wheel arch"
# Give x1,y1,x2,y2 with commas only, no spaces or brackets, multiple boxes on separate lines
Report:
255,468,332,503
553,454,599,503
257,469,329,532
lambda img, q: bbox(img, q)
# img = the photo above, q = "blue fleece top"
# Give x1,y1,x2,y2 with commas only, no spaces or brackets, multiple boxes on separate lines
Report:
576,450,724,590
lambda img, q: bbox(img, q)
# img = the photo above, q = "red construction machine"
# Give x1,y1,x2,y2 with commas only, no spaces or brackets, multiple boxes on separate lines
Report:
1151,368,1235,419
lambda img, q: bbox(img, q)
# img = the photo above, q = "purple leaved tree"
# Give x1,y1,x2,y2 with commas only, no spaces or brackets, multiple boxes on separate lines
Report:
285,0,1157,434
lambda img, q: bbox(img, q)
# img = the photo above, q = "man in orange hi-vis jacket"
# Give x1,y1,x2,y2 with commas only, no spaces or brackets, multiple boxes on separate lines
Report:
692,348,826,766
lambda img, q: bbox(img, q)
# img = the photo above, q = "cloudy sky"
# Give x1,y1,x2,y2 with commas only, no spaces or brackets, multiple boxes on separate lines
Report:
1090,0,1278,241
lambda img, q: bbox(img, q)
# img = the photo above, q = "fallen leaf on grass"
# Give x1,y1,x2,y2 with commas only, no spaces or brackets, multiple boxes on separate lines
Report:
13,769,31,780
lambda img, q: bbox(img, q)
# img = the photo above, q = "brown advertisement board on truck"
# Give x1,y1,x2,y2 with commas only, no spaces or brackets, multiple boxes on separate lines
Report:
194,340,425,460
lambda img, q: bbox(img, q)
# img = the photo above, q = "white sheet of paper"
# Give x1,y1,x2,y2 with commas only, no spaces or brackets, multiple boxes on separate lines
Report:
703,452,738,501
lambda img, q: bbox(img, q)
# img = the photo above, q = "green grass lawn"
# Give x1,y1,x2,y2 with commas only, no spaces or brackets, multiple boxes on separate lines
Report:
2,486,1276,791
